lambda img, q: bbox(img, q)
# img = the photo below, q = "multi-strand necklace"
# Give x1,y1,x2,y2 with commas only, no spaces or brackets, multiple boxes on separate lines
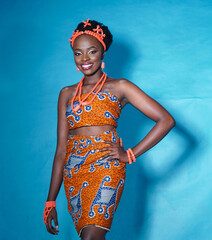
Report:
71,72,107,112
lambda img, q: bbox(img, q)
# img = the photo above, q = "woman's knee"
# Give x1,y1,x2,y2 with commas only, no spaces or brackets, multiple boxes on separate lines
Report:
81,225,107,240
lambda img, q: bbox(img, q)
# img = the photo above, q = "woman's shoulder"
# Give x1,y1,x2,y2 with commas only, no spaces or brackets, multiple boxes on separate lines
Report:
106,77,135,106
58,84,78,103
107,77,134,92
61,81,79,92
109,76,132,84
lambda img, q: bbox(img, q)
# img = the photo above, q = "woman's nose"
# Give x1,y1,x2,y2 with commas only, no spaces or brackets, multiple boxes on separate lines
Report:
82,53,90,62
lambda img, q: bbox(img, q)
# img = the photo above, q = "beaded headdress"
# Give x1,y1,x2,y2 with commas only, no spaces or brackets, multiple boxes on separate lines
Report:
68,19,106,51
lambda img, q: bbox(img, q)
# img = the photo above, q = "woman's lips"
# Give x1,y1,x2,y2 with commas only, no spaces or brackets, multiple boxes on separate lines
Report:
81,63,93,70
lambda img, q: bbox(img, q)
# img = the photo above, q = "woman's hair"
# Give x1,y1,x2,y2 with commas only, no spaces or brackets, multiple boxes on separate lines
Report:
71,19,113,51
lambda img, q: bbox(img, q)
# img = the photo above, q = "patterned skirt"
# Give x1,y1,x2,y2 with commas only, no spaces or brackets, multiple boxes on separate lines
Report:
63,129,126,236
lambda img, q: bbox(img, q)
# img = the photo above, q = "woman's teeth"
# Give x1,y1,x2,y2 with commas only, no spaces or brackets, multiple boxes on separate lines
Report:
81,64,93,69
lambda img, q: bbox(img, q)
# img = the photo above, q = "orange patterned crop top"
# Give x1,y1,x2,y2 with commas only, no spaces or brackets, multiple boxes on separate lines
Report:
66,91,122,130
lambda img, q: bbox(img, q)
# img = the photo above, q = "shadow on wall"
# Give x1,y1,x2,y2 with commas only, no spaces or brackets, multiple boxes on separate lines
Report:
105,38,199,240
104,36,141,79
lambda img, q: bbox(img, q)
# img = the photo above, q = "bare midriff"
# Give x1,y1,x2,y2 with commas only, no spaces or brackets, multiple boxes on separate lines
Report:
68,125,115,136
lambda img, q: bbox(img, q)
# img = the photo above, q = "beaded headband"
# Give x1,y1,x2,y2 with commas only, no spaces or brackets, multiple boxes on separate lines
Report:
68,19,106,51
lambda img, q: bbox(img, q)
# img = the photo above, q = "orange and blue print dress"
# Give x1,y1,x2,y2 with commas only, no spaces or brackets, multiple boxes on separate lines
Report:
64,91,126,236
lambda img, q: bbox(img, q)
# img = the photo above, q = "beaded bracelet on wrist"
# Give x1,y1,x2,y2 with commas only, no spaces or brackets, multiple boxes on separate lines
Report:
43,201,56,224
126,148,136,164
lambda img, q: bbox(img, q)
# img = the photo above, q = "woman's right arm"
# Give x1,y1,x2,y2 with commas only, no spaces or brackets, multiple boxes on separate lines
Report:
45,87,69,235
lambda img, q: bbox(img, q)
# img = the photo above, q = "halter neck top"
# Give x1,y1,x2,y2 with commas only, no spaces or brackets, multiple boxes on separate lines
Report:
66,91,122,130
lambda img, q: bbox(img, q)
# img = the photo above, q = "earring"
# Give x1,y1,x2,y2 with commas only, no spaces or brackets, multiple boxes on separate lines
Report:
76,67,80,72
101,62,105,70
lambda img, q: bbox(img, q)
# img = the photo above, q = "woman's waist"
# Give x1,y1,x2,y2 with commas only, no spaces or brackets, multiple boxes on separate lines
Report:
64,138,125,171
66,127,119,150
68,125,116,137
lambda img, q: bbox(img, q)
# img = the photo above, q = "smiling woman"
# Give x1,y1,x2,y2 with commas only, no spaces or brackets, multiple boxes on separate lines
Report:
73,34,104,73
43,19,176,240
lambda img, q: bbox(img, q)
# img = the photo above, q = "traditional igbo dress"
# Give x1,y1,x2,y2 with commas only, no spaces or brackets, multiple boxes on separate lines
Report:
64,91,126,236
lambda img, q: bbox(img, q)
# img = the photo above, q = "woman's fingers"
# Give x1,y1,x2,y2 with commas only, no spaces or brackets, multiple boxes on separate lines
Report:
98,147,114,152
97,139,126,162
53,214,59,234
98,141,121,153
46,216,54,234
101,140,118,146
53,216,59,230
100,152,116,160
46,209,59,235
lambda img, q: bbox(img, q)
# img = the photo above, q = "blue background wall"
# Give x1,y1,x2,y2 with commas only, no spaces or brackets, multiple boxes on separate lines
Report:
1,0,212,239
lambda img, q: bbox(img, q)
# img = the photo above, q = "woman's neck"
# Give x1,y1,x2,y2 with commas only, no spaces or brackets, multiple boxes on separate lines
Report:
83,70,104,85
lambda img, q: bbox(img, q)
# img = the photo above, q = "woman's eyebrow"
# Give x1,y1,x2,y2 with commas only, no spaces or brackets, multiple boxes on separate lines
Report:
74,46,97,51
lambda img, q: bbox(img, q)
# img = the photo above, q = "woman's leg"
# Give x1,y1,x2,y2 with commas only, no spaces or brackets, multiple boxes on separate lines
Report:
81,225,107,240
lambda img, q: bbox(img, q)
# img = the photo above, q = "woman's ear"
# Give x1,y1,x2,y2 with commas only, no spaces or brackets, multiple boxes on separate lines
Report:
101,51,105,60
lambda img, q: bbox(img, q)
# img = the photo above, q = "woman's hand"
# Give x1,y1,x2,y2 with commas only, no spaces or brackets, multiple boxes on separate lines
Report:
99,138,129,163
45,208,59,235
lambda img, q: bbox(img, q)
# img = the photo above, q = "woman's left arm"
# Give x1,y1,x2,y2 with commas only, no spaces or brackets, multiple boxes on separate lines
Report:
119,79,176,158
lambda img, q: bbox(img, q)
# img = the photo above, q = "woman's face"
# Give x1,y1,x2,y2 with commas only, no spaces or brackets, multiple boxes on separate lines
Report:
73,34,104,75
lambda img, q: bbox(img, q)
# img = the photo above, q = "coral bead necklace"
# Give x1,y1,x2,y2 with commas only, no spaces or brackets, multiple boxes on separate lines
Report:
71,72,107,112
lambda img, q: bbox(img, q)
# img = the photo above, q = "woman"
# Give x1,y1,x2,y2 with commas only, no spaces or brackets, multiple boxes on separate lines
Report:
43,19,176,240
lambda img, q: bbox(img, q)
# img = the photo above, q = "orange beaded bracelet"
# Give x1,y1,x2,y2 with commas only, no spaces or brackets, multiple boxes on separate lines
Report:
126,148,136,164
43,201,56,224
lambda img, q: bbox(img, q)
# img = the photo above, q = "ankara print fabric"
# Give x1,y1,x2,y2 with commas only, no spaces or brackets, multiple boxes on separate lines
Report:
66,91,122,130
63,129,126,236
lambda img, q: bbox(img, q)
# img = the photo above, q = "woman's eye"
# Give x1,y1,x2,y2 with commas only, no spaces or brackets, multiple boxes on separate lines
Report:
75,52,81,56
89,50,97,54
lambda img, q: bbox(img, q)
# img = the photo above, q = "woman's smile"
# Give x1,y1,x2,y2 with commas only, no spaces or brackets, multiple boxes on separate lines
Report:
81,63,93,70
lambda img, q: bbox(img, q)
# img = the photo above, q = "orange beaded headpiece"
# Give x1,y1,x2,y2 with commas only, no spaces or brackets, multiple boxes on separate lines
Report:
68,19,107,51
